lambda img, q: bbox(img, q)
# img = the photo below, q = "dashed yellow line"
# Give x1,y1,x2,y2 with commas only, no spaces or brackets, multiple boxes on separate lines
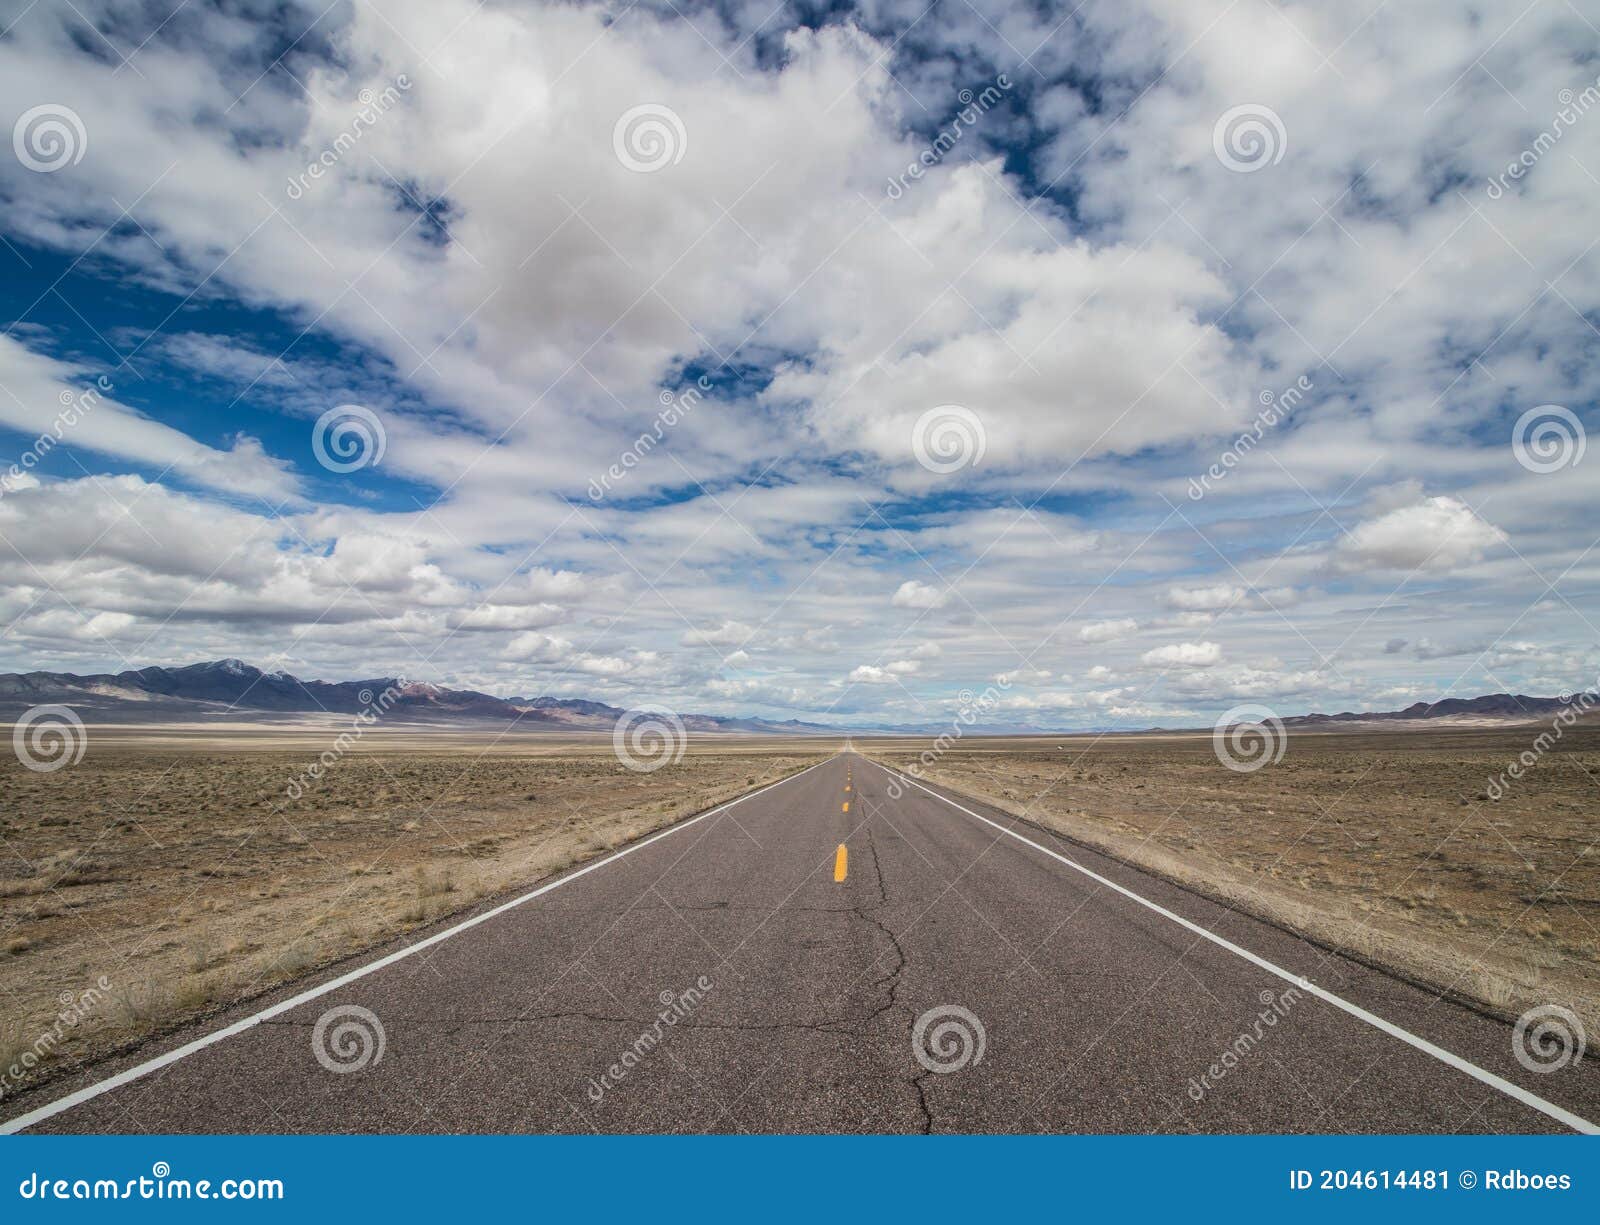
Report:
833,844,848,882
841,801,849,812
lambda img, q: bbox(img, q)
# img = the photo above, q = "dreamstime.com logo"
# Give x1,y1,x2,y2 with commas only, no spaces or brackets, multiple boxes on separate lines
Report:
312,404,387,473
588,376,712,501
0,976,112,1099
911,1004,986,1074
1,376,112,500
12,704,87,773
1212,703,1286,773
887,679,1011,799
1513,1004,1585,1074
285,75,411,199
1212,104,1286,173
311,1004,386,1073
1486,74,1600,200
1187,375,1313,500
587,976,713,1103
283,681,406,800
1511,404,1585,474
612,707,687,772
885,73,1012,199
1483,686,1598,801
12,103,87,173
1187,983,1306,1102
912,405,986,474
17,1162,284,1201
613,104,687,173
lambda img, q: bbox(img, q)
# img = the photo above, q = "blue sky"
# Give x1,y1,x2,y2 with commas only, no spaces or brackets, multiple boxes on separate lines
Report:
0,0,1596,728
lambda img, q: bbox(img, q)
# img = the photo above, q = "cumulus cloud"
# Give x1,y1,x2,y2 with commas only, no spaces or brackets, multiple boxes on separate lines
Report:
891,581,949,610
681,620,756,648
1166,585,1244,612
847,661,921,684
447,603,568,632
1079,618,1139,643
1335,497,1508,573
1141,641,1223,668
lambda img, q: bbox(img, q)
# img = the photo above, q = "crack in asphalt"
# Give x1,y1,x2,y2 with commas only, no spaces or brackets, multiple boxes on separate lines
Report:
266,794,935,1131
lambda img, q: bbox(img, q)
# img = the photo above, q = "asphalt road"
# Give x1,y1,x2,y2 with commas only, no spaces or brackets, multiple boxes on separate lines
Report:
9,751,1598,1134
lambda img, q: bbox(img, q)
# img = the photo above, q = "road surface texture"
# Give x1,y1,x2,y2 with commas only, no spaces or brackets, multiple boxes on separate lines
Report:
8,752,1597,1134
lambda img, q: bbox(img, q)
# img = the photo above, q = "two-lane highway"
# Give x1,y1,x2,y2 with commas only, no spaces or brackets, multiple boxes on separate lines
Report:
7,752,1597,1133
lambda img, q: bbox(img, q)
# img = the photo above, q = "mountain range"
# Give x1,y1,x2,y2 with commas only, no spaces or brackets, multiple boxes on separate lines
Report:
0,659,836,734
1279,693,1599,726
0,659,1592,733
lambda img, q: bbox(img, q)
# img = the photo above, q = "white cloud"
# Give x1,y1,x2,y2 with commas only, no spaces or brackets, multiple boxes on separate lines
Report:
1335,496,1508,573
1079,618,1138,643
1166,584,1244,612
891,580,949,610
0,336,297,500
681,620,756,648
1141,641,1223,668
447,603,568,632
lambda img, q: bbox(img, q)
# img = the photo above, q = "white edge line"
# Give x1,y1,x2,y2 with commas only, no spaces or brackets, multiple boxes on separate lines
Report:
870,758,1599,1136
1,753,840,1135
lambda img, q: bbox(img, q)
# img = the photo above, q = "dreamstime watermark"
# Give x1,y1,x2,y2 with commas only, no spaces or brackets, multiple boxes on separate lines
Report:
311,1004,386,1073
1212,703,1287,773
586,976,713,1103
285,75,412,199
12,704,88,773
887,680,1010,800
1187,375,1313,500
612,706,688,773
1483,686,1598,801
885,74,1012,199
911,1004,986,1074
911,404,986,474
612,104,687,172
311,404,387,473
1511,404,1585,474
17,1162,284,1202
1486,75,1600,200
1186,983,1305,1101
1512,1004,1585,1074
12,103,87,173
0,976,112,1099
587,376,712,501
1212,104,1287,173
1,376,113,500
283,681,406,801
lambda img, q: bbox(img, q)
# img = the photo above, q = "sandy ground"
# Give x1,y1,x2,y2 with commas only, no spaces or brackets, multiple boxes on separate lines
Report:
0,729,830,1101
863,725,1600,1031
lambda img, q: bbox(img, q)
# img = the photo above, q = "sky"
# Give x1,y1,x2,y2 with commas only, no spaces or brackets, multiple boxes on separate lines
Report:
0,0,1596,730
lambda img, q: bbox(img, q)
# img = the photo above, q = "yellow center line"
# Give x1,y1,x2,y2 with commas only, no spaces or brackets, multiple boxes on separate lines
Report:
833,843,848,882
841,801,849,812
